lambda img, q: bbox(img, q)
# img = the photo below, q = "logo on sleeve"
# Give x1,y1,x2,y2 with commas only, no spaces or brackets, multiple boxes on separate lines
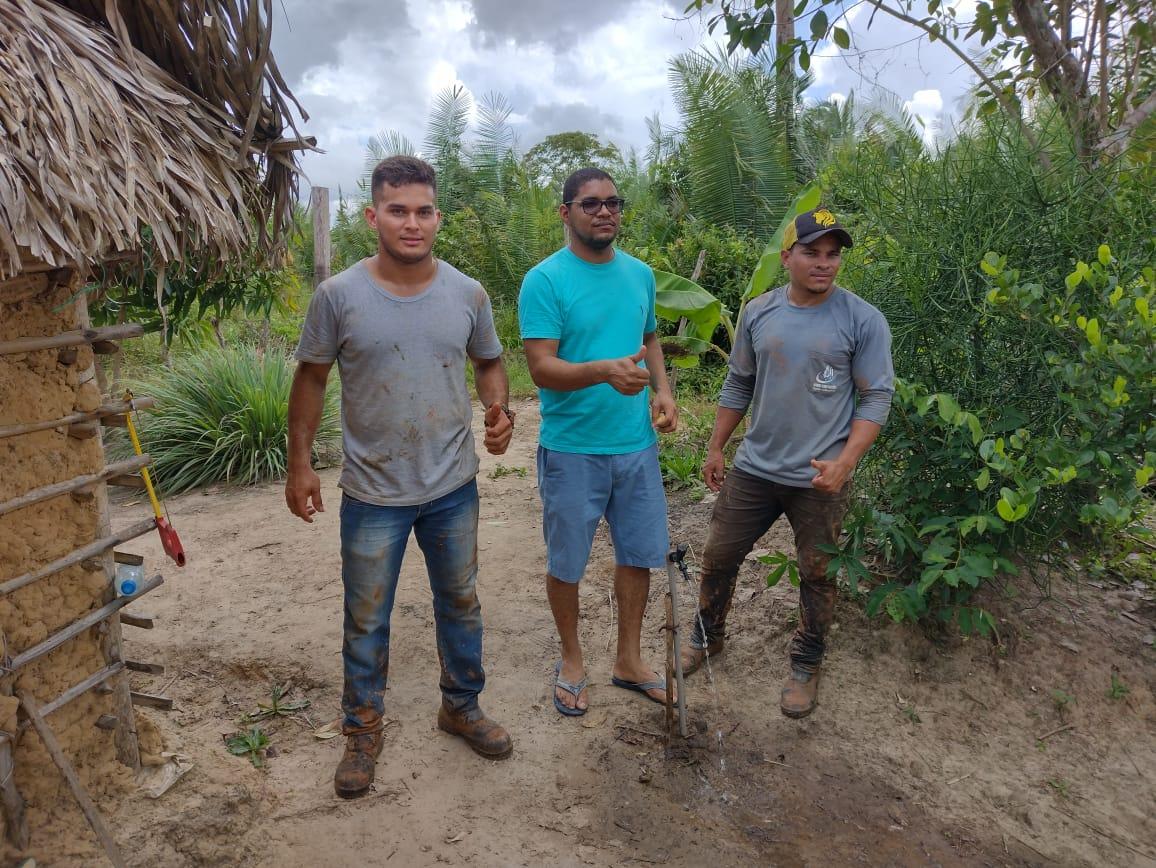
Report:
812,364,838,393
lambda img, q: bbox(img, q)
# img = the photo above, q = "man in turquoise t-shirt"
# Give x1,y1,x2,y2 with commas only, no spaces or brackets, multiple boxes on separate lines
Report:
519,167,678,717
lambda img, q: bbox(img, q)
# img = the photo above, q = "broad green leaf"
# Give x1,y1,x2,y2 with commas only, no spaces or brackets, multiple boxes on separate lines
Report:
743,181,823,302
936,393,960,423
1137,466,1154,487
832,26,850,48
810,10,829,38
996,497,1016,521
975,468,991,491
1065,270,1081,291
1097,244,1111,266
654,269,724,342
1084,318,1101,346
766,562,788,587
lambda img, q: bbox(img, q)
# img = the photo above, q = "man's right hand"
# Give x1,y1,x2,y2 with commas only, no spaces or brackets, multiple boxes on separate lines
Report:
285,467,324,522
604,347,650,395
703,448,726,492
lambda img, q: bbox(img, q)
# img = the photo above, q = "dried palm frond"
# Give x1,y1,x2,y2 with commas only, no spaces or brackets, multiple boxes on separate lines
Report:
0,0,312,280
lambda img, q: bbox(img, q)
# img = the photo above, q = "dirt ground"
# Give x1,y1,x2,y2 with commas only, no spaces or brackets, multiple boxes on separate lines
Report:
44,402,1155,867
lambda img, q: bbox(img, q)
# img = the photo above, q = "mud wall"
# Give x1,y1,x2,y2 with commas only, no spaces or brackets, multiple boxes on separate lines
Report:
0,269,135,860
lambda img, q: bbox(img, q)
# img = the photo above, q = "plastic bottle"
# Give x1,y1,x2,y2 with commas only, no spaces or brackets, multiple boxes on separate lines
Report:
115,560,144,596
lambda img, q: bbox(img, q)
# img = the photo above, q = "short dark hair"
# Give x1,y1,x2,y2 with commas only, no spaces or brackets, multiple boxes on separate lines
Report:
562,167,615,204
371,156,438,203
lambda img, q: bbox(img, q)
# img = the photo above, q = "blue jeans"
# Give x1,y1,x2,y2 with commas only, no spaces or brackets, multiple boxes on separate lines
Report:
339,480,484,734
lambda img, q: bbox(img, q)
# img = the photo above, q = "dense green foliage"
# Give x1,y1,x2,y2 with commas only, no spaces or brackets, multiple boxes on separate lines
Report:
116,346,340,494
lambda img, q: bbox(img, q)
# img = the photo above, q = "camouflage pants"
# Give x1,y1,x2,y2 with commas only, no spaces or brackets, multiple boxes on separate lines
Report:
690,467,850,672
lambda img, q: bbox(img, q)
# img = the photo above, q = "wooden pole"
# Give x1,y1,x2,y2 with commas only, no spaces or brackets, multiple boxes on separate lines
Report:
75,293,141,770
0,675,29,849
18,693,127,868
0,324,143,356
310,186,331,290
0,397,156,441
0,518,156,597
36,663,126,720
7,574,163,673
0,454,150,518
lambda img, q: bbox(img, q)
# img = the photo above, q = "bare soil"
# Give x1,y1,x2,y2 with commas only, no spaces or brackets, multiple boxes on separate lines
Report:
39,402,1155,867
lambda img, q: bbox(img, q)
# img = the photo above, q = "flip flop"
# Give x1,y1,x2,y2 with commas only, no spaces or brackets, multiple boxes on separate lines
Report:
553,661,588,717
610,673,673,706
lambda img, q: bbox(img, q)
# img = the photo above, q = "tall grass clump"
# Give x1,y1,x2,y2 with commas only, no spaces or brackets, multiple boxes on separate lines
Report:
122,346,340,494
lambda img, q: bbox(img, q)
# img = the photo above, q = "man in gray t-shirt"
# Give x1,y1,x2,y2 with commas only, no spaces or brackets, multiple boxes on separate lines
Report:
681,207,894,719
286,156,516,799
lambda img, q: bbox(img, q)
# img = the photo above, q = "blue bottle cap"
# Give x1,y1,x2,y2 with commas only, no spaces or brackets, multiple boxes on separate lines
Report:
120,579,137,595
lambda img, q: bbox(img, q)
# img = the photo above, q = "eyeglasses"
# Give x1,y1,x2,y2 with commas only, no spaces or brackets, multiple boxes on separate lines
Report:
563,197,626,215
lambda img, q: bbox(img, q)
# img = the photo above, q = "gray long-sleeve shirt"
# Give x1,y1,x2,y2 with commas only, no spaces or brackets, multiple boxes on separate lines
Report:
720,285,894,487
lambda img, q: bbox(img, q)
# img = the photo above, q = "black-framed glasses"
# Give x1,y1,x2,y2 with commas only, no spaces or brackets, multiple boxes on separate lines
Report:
563,197,626,215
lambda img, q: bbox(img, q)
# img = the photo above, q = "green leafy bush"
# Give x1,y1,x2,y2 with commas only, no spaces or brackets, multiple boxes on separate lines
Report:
120,346,341,494
836,246,1155,633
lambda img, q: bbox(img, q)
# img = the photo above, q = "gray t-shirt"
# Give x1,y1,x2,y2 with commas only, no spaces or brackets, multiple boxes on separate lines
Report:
720,285,894,488
295,259,502,506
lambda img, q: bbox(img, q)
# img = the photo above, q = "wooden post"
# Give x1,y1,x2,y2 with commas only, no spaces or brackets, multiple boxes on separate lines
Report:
19,694,127,868
75,295,140,772
310,186,331,290
775,0,796,151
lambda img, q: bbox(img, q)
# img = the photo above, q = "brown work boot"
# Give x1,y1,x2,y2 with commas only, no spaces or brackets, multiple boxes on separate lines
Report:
437,702,513,759
780,666,821,719
680,639,724,675
333,730,385,799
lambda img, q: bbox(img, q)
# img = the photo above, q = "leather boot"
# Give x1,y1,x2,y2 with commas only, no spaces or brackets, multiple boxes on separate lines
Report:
679,639,724,676
780,666,821,719
333,730,385,799
437,702,513,759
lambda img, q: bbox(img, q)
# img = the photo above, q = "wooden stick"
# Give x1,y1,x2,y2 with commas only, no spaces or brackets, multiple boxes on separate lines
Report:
37,663,125,719
1036,723,1074,741
124,660,165,675
0,324,143,356
120,613,155,630
0,454,151,518
0,397,155,441
664,595,675,739
0,708,28,849
6,575,164,672
106,474,146,489
17,694,126,868
0,518,156,596
130,692,174,711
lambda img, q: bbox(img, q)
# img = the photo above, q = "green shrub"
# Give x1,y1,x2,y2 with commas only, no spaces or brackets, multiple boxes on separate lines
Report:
833,246,1155,634
120,346,341,494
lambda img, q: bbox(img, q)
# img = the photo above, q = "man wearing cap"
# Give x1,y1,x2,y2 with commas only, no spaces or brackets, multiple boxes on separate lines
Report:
679,207,894,718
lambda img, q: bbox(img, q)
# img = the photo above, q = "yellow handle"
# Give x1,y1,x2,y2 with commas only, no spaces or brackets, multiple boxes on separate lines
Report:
122,391,164,521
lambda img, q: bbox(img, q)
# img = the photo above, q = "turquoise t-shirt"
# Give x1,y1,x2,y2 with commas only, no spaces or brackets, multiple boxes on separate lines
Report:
518,247,658,454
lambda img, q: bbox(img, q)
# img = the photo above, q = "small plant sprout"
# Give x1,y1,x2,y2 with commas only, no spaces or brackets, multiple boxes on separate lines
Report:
226,727,270,768
488,463,528,480
243,683,311,723
1051,688,1076,718
1107,672,1130,701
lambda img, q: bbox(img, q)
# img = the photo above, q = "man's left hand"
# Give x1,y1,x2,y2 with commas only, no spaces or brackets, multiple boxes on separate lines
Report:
484,402,514,455
651,391,678,434
810,457,851,493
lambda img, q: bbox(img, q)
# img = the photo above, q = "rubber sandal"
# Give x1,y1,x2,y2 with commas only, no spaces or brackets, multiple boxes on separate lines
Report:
553,661,588,717
610,673,673,705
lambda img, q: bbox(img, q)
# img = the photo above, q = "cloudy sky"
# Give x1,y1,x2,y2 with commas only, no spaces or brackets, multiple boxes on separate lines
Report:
268,0,984,201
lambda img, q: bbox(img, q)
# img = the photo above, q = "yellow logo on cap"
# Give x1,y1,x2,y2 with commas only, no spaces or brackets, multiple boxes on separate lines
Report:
814,209,837,227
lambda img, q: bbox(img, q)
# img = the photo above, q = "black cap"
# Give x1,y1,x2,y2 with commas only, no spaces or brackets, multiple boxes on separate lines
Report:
782,207,853,251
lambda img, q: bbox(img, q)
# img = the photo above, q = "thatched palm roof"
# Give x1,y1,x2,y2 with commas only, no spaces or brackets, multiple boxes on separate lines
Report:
0,0,312,280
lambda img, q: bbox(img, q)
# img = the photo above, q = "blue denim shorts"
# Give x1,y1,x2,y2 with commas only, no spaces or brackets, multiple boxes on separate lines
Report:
536,444,669,582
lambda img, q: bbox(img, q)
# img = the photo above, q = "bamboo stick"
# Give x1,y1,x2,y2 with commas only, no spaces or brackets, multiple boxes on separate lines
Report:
18,694,127,868
6,575,164,672
0,454,150,518
0,397,155,441
124,661,165,675
0,517,156,596
37,663,125,719
0,324,143,356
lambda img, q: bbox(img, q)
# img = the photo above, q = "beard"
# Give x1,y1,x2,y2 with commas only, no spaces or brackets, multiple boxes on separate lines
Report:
570,224,617,250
